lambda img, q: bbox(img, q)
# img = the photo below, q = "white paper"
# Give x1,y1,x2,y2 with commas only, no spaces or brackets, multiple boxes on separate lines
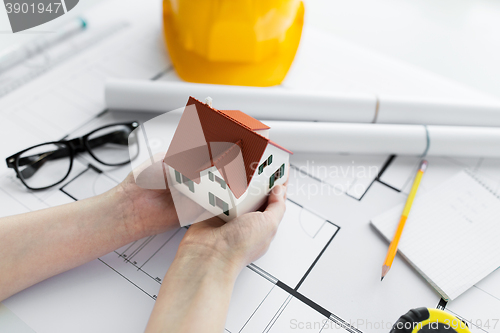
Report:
288,180,441,333
1,108,346,333
2,4,500,332
0,0,169,174
267,121,500,158
378,97,500,127
4,119,500,333
266,297,336,333
106,79,500,127
371,171,500,300
427,125,500,157
105,79,377,123
105,26,500,128
267,121,427,155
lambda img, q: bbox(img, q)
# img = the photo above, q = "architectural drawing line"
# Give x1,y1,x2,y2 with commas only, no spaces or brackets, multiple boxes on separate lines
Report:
264,294,293,333
139,228,182,269
289,164,323,184
59,164,97,200
279,281,367,333
0,185,32,212
329,312,364,333
291,154,398,203
376,179,401,193
119,240,138,257
97,258,156,300
125,235,155,263
269,278,366,333
59,188,78,201
475,157,484,172
295,227,340,290
353,154,397,201
377,155,397,179
445,308,488,333
473,285,500,302
150,66,174,81
286,197,303,208
247,264,279,285
238,284,276,333
299,213,326,239
112,250,162,285
130,235,157,261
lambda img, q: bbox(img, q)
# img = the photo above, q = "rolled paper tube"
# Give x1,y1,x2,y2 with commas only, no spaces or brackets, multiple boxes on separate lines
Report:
105,79,500,127
264,121,500,158
106,79,379,123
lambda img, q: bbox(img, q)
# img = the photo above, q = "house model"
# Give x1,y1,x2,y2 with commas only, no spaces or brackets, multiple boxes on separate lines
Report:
163,97,292,222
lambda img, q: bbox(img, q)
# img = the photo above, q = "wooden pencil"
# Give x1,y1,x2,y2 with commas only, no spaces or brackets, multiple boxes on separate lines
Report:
381,160,428,281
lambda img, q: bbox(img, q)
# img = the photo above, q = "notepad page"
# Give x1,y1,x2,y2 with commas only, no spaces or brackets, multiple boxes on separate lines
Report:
371,170,500,301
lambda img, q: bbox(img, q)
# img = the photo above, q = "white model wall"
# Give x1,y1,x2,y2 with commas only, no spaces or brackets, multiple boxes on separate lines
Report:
168,165,236,222
167,144,290,223
236,144,290,216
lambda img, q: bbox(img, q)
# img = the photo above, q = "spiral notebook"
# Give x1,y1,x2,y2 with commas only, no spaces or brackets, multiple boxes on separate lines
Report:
371,170,500,301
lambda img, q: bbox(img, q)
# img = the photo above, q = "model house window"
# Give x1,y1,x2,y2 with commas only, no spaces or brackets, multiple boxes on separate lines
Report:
208,171,227,189
258,155,273,175
208,192,229,216
269,163,285,188
216,197,229,216
215,175,226,189
174,169,194,192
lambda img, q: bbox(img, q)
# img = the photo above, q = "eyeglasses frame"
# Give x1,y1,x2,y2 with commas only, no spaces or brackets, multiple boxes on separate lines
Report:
5,121,139,191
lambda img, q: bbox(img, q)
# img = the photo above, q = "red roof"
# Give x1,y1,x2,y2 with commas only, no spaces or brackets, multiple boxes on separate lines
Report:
269,140,293,155
219,110,270,130
164,97,291,199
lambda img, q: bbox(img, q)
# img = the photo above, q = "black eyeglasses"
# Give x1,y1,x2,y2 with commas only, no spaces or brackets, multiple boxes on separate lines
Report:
6,121,140,190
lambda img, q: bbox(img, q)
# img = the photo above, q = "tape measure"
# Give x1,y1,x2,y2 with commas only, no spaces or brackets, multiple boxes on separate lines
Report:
390,308,470,333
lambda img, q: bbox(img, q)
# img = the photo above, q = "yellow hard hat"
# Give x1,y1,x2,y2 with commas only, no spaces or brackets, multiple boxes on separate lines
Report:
162,0,304,87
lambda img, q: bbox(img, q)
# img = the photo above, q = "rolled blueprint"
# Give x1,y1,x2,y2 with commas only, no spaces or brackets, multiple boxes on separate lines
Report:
105,79,500,127
265,121,500,158
105,79,376,122
377,97,500,127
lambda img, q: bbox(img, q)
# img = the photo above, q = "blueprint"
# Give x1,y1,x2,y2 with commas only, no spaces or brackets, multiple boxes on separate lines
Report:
2,109,500,333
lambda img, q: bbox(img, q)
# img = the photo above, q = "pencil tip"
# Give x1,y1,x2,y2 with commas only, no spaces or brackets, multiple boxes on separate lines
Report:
381,276,384,281
381,265,391,281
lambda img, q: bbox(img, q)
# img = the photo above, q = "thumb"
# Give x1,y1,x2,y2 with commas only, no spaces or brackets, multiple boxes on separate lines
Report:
264,185,287,227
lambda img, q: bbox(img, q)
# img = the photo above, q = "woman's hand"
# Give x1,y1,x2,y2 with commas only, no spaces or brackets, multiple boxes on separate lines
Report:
117,159,179,237
178,184,288,272
0,157,180,301
145,184,288,333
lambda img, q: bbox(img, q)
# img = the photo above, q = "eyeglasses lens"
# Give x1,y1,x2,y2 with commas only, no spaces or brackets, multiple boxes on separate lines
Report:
17,143,72,189
87,124,138,165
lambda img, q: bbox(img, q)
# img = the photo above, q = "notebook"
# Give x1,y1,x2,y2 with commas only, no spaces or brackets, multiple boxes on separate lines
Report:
371,170,500,301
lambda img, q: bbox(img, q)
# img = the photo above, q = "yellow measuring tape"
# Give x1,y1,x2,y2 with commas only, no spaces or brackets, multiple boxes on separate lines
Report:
391,308,471,333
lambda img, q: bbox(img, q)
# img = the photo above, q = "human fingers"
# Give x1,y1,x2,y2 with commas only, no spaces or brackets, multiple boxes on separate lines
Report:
263,185,287,229
126,152,167,190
